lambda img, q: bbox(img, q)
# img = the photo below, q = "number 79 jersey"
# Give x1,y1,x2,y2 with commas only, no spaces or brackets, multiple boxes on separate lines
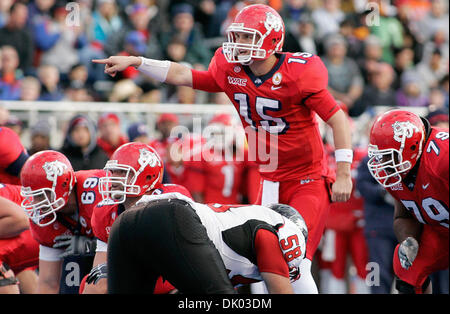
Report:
387,127,449,230
192,48,340,182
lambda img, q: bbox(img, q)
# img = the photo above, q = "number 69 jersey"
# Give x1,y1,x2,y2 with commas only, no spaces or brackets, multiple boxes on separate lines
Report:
192,48,340,182
30,170,106,248
387,127,449,230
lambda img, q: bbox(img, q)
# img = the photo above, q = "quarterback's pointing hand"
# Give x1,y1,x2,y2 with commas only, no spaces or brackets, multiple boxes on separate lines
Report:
92,56,141,77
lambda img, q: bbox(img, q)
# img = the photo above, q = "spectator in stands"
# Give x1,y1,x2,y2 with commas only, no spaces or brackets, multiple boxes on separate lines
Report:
357,152,397,294
357,35,383,84
60,113,109,171
428,88,447,111
28,119,53,155
283,13,318,55
417,0,448,44
38,2,85,77
104,3,161,60
369,5,404,65
89,0,123,46
396,71,429,107
0,1,33,73
322,33,364,111
0,45,21,100
160,3,212,70
415,49,448,95
0,105,9,125
392,47,415,91
37,64,64,101
19,76,41,101
96,112,128,157
311,0,345,41
127,121,150,143
350,63,397,117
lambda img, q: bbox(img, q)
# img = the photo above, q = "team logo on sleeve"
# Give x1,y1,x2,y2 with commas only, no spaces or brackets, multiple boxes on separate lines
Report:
43,161,68,182
392,121,420,143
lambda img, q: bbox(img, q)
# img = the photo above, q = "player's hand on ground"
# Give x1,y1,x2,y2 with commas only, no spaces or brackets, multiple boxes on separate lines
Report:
92,56,141,77
331,174,352,202
398,237,419,270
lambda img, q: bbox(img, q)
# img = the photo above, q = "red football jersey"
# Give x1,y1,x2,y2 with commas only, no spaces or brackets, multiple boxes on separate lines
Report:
0,183,23,204
387,127,449,230
192,48,340,182
92,183,193,243
29,169,106,247
0,127,28,185
187,147,260,204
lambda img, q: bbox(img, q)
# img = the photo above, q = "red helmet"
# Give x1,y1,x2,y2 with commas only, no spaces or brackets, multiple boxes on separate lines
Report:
367,109,426,188
20,150,76,227
99,142,163,204
222,4,285,64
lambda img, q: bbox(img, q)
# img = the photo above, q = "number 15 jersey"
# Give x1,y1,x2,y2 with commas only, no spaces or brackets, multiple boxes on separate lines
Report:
192,48,340,182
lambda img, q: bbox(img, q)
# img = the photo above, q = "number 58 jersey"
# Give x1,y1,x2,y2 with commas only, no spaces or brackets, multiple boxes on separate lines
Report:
192,48,340,182
387,127,449,230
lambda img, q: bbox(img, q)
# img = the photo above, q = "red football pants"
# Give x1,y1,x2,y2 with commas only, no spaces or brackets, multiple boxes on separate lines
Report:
0,230,39,274
256,178,331,260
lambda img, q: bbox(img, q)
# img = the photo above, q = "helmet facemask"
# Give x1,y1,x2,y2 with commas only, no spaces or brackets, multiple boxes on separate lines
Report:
21,187,68,227
99,161,141,204
223,25,267,64
367,145,411,188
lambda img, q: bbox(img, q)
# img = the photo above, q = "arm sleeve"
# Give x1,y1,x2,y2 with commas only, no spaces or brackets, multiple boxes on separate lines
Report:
191,49,223,93
254,228,289,278
298,57,340,122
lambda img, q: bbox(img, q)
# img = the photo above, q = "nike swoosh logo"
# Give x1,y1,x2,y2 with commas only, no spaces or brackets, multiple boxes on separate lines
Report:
271,86,281,90
422,183,429,189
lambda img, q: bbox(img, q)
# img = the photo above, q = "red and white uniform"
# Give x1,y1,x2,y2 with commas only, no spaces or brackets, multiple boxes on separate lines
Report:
192,48,339,260
141,192,306,286
0,183,39,274
388,127,449,291
91,183,193,294
187,147,260,204
0,127,29,185
31,170,105,260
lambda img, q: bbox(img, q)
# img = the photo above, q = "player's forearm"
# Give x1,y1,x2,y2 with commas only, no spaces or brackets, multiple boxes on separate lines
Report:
0,216,29,238
393,201,422,243
137,57,193,87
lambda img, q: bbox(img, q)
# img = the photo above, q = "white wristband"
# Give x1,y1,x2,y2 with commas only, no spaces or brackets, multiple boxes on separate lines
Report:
137,57,171,82
335,149,353,163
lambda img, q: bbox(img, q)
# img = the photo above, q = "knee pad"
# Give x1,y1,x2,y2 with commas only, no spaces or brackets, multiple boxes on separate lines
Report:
0,262,19,287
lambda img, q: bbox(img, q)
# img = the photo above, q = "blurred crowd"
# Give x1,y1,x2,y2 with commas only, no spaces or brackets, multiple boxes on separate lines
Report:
0,0,448,114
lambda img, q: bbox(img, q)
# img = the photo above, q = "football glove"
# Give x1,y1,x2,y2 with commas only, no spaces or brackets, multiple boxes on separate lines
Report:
86,263,107,285
398,237,419,270
53,234,97,258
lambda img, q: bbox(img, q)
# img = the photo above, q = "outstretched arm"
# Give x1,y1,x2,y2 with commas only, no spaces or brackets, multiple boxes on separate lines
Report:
92,56,193,87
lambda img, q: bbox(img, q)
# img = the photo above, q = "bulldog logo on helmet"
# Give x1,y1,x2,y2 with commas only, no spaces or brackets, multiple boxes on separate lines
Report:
138,148,161,168
392,121,420,143
42,161,68,182
264,11,283,33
